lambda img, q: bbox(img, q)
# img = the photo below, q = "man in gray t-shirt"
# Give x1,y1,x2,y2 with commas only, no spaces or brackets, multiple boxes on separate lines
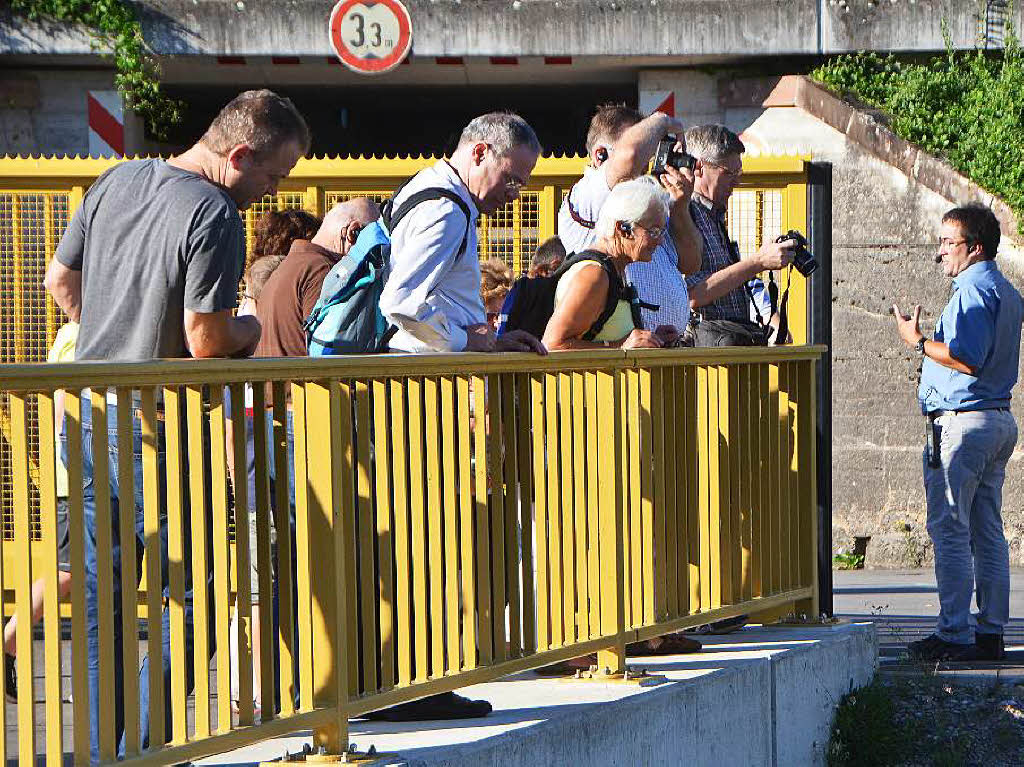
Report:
44,89,309,760
54,159,246,360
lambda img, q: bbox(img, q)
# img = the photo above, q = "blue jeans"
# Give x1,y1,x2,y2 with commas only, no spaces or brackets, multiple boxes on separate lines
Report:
925,409,1018,644
243,407,299,709
73,400,216,763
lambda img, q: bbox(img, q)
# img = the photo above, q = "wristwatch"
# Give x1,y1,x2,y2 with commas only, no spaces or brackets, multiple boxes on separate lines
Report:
915,337,926,354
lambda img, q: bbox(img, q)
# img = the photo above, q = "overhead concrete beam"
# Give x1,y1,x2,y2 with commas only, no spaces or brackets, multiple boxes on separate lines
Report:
1,0,1016,59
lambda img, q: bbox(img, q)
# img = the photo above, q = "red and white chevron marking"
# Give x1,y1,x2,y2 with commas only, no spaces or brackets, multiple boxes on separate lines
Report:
639,90,675,118
88,91,125,157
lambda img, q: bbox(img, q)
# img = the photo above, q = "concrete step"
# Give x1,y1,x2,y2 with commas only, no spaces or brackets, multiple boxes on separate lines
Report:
194,623,877,767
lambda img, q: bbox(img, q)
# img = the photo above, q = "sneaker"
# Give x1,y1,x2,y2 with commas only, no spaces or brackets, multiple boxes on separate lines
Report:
907,633,974,662
3,653,15,703
627,633,702,656
975,633,1005,661
691,615,748,635
362,691,491,721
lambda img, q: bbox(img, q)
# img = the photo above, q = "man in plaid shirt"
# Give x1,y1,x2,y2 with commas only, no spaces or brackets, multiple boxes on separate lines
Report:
684,125,795,331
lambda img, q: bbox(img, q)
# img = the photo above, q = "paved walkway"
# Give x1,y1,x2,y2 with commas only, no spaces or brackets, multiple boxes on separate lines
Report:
834,567,1024,683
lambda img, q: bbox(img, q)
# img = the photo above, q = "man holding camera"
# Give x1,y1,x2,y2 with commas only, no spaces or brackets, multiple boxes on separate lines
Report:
557,104,702,340
894,204,1022,662
684,124,796,346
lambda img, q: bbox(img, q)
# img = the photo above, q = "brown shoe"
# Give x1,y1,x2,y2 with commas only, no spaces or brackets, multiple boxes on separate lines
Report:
534,653,599,676
627,632,702,656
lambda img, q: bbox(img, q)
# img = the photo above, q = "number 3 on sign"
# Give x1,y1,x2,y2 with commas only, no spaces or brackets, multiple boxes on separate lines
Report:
329,0,413,75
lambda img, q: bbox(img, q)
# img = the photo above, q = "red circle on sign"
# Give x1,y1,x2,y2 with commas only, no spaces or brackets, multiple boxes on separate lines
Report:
329,0,413,74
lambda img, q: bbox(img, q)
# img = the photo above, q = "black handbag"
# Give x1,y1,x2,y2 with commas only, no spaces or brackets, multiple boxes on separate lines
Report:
692,317,771,347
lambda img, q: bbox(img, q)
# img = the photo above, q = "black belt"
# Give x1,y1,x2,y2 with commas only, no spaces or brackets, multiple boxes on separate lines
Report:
927,407,1010,420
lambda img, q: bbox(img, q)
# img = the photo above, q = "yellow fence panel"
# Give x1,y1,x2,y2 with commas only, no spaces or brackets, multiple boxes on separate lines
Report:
0,346,822,765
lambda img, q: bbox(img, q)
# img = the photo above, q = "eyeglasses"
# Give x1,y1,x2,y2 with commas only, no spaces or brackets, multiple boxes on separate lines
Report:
706,161,743,179
938,237,970,248
502,172,526,193
636,223,666,241
488,145,527,192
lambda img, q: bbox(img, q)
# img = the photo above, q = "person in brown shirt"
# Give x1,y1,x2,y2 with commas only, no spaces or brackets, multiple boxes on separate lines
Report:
255,196,379,358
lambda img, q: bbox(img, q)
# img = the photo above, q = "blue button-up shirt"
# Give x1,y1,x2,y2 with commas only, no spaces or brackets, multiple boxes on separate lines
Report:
919,260,1024,413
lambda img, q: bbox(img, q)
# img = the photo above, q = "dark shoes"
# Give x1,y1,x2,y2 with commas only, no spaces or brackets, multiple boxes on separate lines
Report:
627,633,703,656
975,632,1005,661
362,691,492,722
908,632,1005,662
3,653,15,703
536,633,703,676
691,615,748,635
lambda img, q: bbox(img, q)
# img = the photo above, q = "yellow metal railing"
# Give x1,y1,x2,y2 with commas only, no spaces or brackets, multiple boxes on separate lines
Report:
0,154,811,550
0,346,821,764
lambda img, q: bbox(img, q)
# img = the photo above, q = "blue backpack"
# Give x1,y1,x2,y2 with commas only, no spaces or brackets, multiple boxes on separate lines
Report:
304,185,471,356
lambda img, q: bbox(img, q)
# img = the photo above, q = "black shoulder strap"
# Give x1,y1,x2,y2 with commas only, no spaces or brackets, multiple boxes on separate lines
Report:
555,250,633,341
382,184,474,261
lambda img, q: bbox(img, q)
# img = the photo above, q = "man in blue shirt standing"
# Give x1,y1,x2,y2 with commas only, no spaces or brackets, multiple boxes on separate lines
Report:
893,203,1023,662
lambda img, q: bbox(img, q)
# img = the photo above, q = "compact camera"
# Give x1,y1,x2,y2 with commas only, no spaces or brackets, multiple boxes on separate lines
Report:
651,136,697,176
775,229,818,277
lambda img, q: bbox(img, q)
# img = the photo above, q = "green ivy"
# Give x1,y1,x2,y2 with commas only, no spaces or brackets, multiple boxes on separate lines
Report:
812,25,1024,233
12,0,184,140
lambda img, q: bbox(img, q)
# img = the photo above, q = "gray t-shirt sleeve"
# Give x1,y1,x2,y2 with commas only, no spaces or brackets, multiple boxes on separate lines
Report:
184,215,244,314
54,204,87,270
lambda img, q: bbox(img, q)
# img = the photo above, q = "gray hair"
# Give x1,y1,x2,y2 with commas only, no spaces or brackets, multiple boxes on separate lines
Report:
457,112,542,156
595,176,670,239
684,124,745,164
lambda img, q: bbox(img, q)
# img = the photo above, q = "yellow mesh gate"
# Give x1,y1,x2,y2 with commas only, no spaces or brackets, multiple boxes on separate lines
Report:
0,154,810,543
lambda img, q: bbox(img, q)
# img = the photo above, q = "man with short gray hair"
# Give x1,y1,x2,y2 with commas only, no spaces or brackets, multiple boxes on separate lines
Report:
685,124,794,344
380,111,546,354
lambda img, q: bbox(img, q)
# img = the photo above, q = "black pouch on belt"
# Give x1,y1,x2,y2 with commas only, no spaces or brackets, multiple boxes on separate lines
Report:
927,417,943,469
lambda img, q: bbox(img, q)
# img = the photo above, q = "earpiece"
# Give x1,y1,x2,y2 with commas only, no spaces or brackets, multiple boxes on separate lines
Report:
595,146,609,164
619,221,633,236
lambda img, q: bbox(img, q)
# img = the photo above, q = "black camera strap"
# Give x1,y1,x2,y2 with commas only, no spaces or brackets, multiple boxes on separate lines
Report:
718,216,791,343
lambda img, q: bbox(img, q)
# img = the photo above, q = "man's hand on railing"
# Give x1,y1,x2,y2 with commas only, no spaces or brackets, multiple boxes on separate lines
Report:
621,329,663,349
494,329,547,355
465,323,497,352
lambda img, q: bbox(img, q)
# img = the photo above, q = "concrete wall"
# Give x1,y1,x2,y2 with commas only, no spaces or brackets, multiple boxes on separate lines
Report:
0,69,147,157
1,1,1015,58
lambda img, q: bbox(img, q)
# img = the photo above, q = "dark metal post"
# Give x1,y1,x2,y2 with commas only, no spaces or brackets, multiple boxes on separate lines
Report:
807,162,833,616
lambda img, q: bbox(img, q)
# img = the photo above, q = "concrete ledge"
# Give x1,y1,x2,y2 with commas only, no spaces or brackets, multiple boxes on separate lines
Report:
197,623,877,767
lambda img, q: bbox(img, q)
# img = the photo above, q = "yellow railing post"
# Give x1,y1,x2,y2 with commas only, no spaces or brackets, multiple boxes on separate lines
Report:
596,368,626,674
302,379,350,754
794,359,820,617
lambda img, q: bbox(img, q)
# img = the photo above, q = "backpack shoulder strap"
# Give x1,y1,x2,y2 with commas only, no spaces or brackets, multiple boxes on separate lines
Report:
383,186,474,261
556,250,627,341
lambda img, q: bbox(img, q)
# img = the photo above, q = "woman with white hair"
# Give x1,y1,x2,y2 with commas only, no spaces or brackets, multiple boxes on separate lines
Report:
542,175,677,350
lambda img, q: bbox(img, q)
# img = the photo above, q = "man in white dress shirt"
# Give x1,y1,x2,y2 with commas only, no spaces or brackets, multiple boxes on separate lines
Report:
380,111,546,355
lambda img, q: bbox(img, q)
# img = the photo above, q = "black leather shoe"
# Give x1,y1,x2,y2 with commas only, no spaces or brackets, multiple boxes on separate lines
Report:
907,633,975,661
362,691,492,721
975,633,1005,661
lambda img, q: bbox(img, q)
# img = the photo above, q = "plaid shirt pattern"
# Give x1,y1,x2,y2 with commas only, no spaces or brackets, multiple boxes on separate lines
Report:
685,196,752,322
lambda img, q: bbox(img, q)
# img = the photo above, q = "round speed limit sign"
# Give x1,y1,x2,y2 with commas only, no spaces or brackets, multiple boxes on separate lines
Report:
329,0,413,74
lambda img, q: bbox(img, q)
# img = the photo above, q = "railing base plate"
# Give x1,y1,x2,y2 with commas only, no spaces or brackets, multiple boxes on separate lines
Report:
559,666,669,687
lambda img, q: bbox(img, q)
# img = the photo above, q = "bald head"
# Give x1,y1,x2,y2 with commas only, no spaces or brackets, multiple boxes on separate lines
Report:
311,197,379,255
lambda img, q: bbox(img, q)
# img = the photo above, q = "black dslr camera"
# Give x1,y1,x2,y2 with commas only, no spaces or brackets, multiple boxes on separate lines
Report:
651,136,696,176
775,230,818,277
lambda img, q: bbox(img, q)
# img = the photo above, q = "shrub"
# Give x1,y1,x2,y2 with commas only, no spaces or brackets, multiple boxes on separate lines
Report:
812,25,1024,233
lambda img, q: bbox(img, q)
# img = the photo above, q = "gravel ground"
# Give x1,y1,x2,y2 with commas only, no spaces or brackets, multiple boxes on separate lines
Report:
829,671,1024,766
